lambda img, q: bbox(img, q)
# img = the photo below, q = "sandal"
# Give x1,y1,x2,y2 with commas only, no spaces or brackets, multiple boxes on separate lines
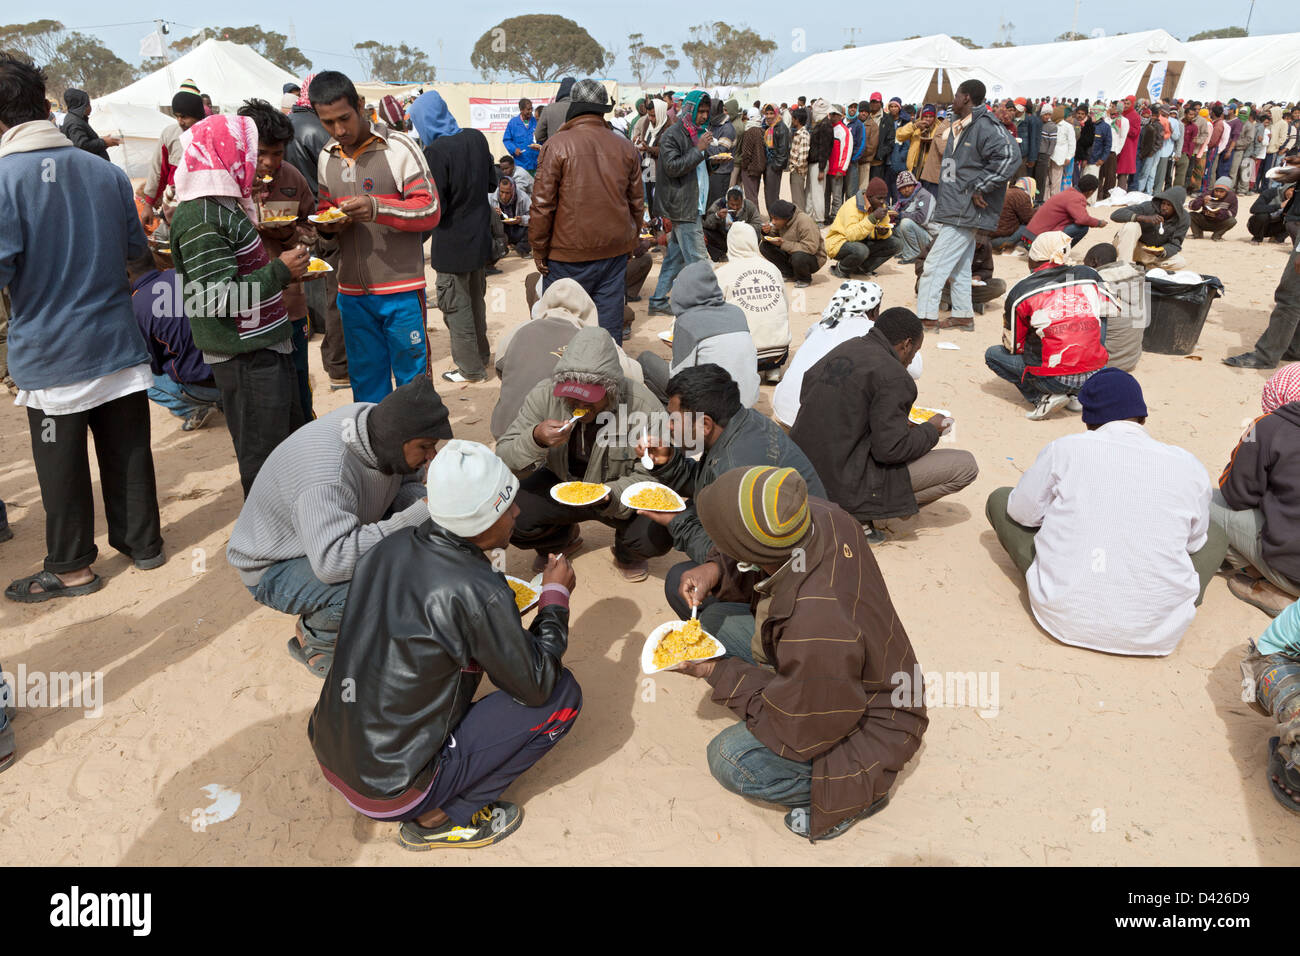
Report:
286,624,335,679
1267,737,1300,814
4,570,104,604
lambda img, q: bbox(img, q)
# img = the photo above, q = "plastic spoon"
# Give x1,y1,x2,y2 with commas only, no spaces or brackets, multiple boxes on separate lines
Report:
640,428,655,470
559,408,589,431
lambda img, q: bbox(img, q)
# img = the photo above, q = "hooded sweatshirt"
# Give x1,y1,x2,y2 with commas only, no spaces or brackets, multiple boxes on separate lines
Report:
490,278,643,438
1220,402,1300,584
667,261,760,407
713,223,791,367
496,326,666,519
535,76,576,145
412,91,495,274
1110,185,1190,256
60,89,111,160
226,400,440,586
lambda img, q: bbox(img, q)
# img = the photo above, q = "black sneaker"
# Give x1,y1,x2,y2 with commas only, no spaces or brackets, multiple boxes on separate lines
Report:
1223,352,1275,369
397,801,522,850
861,522,887,545
785,793,890,841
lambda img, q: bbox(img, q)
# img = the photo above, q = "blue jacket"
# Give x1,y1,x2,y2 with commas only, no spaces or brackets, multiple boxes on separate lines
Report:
1089,120,1112,164
0,131,148,390
849,116,867,162
503,115,538,172
131,269,213,385
1018,113,1042,163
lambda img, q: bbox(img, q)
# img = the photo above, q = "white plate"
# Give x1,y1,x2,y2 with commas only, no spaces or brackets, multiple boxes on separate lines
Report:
658,329,674,344
641,620,726,674
548,481,610,507
908,404,950,425
620,480,686,513
308,212,349,225
504,573,543,614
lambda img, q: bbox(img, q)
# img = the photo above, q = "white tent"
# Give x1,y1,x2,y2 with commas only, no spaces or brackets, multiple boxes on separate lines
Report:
967,30,1220,103
90,100,173,179
759,35,1008,107
100,39,298,113
1183,34,1300,104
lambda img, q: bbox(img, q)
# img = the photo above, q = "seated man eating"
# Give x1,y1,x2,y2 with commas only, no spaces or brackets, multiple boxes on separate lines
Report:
227,377,453,676
791,307,977,542
633,364,824,618
702,186,763,262
309,440,581,850
758,200,827,289
497,326,671,582
986,368,1228,656
984,231,1110,421
1109,185,1190,270
672,465,928,842
826,178,903,279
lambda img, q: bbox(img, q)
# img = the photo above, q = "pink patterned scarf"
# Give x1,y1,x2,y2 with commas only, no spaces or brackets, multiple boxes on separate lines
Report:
174,114,259,221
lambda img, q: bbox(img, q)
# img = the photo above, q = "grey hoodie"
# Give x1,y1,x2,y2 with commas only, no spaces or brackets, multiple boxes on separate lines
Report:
669,261,761,407
1110,185,1190,256
495,326,666,519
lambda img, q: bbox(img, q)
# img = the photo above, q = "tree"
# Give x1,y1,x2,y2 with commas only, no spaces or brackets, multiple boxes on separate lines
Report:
354,40,433,82
951,36,981,49
0,19,66,67
679,22,777,86
989,40,1017,48
45,31,137,99
471,15,606,81
628,34,670,86
1055,31,1089,42
1187,26,1247,41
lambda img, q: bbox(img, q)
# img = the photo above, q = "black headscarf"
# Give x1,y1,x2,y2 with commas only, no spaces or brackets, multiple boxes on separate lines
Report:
64,89,91,117
364,377,453,475
556,76,576,100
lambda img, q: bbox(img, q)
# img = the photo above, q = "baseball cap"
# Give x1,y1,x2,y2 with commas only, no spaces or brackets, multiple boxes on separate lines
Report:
553,381,607,404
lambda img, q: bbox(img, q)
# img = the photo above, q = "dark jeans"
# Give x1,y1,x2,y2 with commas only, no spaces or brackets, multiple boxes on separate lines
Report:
984,346,1085,403
833,236,903,276
707,171,730,212
1190,211,1236,239
991,222,1088,251
211,348,305,498
1251,244,1300,365
665,559,720,619
397,669,583,826
626,252,653,300
763,165,783,213
26,390,162,573
759,241,819,282
509,468,673,564
697,602,812,807
545,255,629,343
307,243,348,379
290,317,314,421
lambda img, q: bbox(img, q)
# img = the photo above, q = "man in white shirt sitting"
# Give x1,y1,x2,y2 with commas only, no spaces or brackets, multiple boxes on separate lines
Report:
984,368,1228,656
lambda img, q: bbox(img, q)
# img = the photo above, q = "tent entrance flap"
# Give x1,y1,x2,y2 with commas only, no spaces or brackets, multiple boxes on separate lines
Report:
1135,60,1186,100
923,69,955,105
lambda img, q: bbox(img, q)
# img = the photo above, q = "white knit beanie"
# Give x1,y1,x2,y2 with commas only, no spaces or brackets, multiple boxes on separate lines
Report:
426,440,517,538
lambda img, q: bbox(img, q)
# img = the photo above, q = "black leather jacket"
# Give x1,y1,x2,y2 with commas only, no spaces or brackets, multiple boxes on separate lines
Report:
285,106,332,198
309,519,569,803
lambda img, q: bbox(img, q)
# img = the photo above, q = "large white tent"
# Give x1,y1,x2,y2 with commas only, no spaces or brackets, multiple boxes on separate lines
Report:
759,34,1007,107
966,30,1220,103
100,39,298,113
1183,33,1300,104
90,100,173,179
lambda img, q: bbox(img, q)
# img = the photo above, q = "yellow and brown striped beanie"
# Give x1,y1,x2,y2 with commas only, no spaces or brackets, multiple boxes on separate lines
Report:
697,466,811,567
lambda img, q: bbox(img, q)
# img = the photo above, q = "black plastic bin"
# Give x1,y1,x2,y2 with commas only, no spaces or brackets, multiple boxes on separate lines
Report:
1141,274,1224,356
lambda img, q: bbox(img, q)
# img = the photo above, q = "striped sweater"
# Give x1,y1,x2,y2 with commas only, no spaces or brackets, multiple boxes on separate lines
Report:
226,402,429,586
317,123,440,296
169,197,292,355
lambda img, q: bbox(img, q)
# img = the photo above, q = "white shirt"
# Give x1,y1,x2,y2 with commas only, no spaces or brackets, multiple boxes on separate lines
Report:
14,364,153,417
1111,117,1127,156
772,319,922,427
1006,421,1211,656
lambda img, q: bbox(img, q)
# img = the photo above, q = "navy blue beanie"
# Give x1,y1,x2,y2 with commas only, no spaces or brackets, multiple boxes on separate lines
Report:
1078,368,1148,425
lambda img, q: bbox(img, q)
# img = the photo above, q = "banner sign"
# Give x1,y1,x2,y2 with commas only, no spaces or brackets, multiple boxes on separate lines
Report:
468,97,552,132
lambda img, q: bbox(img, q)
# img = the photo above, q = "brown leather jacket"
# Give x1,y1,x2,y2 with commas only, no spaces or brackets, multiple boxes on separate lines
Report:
528,114,645,263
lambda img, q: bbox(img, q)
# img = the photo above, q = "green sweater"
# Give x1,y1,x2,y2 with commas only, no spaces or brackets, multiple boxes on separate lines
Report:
170,197,293,355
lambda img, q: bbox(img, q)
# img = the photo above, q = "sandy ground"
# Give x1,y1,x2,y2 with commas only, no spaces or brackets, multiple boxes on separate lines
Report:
2,203,1298,867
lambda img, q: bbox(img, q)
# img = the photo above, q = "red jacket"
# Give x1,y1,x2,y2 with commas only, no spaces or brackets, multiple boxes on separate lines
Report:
1003,262,1109,377
828,121,852,176
1027,188,1100,235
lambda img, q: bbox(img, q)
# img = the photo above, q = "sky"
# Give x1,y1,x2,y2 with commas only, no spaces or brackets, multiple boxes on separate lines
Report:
32,1,1293,83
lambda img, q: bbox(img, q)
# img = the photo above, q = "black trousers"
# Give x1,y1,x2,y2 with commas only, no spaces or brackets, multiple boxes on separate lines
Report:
759,241,819,282
509,468,673,564
665,558,719,620
27,390,162,573
1248,214,1289,242
211,348,305,498
625,252,653,300
704,228,729,262
707,171,731,212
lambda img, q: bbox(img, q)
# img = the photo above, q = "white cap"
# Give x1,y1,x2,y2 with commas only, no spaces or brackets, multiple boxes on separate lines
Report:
426,440,517,538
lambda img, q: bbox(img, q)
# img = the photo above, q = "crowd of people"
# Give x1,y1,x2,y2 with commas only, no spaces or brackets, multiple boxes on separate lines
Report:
3,47,1300,848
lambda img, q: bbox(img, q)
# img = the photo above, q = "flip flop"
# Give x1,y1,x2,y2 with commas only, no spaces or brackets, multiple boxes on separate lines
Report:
4,570,104,604
1267,737,1300,814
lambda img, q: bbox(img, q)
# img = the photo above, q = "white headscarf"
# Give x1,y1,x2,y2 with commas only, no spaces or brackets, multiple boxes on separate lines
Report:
819,280,883,328
1028,230,1073,265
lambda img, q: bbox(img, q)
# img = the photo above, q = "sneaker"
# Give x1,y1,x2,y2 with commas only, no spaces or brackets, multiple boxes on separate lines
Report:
397,802,523,850
329,377,351,391
181,405,217,432
442,369,487,384
647,304,674,316
861,522,887,545
1066,397,1083,412
828,263,847,279
1010,246,1028,258
1026,394,1070,421
763,367,783,384
1223,352,1275,369
784,793,890,841
613,551,649,582
794,279,811,289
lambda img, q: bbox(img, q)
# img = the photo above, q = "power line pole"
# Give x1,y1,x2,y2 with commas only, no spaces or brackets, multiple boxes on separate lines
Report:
1245,0,1256,34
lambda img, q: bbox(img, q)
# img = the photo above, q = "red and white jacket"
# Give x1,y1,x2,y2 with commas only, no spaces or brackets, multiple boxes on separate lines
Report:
318,123,440,296
828,120,852,176
1003,262,1110,377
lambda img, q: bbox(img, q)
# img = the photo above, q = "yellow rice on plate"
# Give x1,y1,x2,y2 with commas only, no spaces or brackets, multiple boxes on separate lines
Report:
652,618,717,670
627,486,682,511
553,482,608,505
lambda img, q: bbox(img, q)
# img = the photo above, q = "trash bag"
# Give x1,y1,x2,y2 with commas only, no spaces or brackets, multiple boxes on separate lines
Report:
1142,274,1224,356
